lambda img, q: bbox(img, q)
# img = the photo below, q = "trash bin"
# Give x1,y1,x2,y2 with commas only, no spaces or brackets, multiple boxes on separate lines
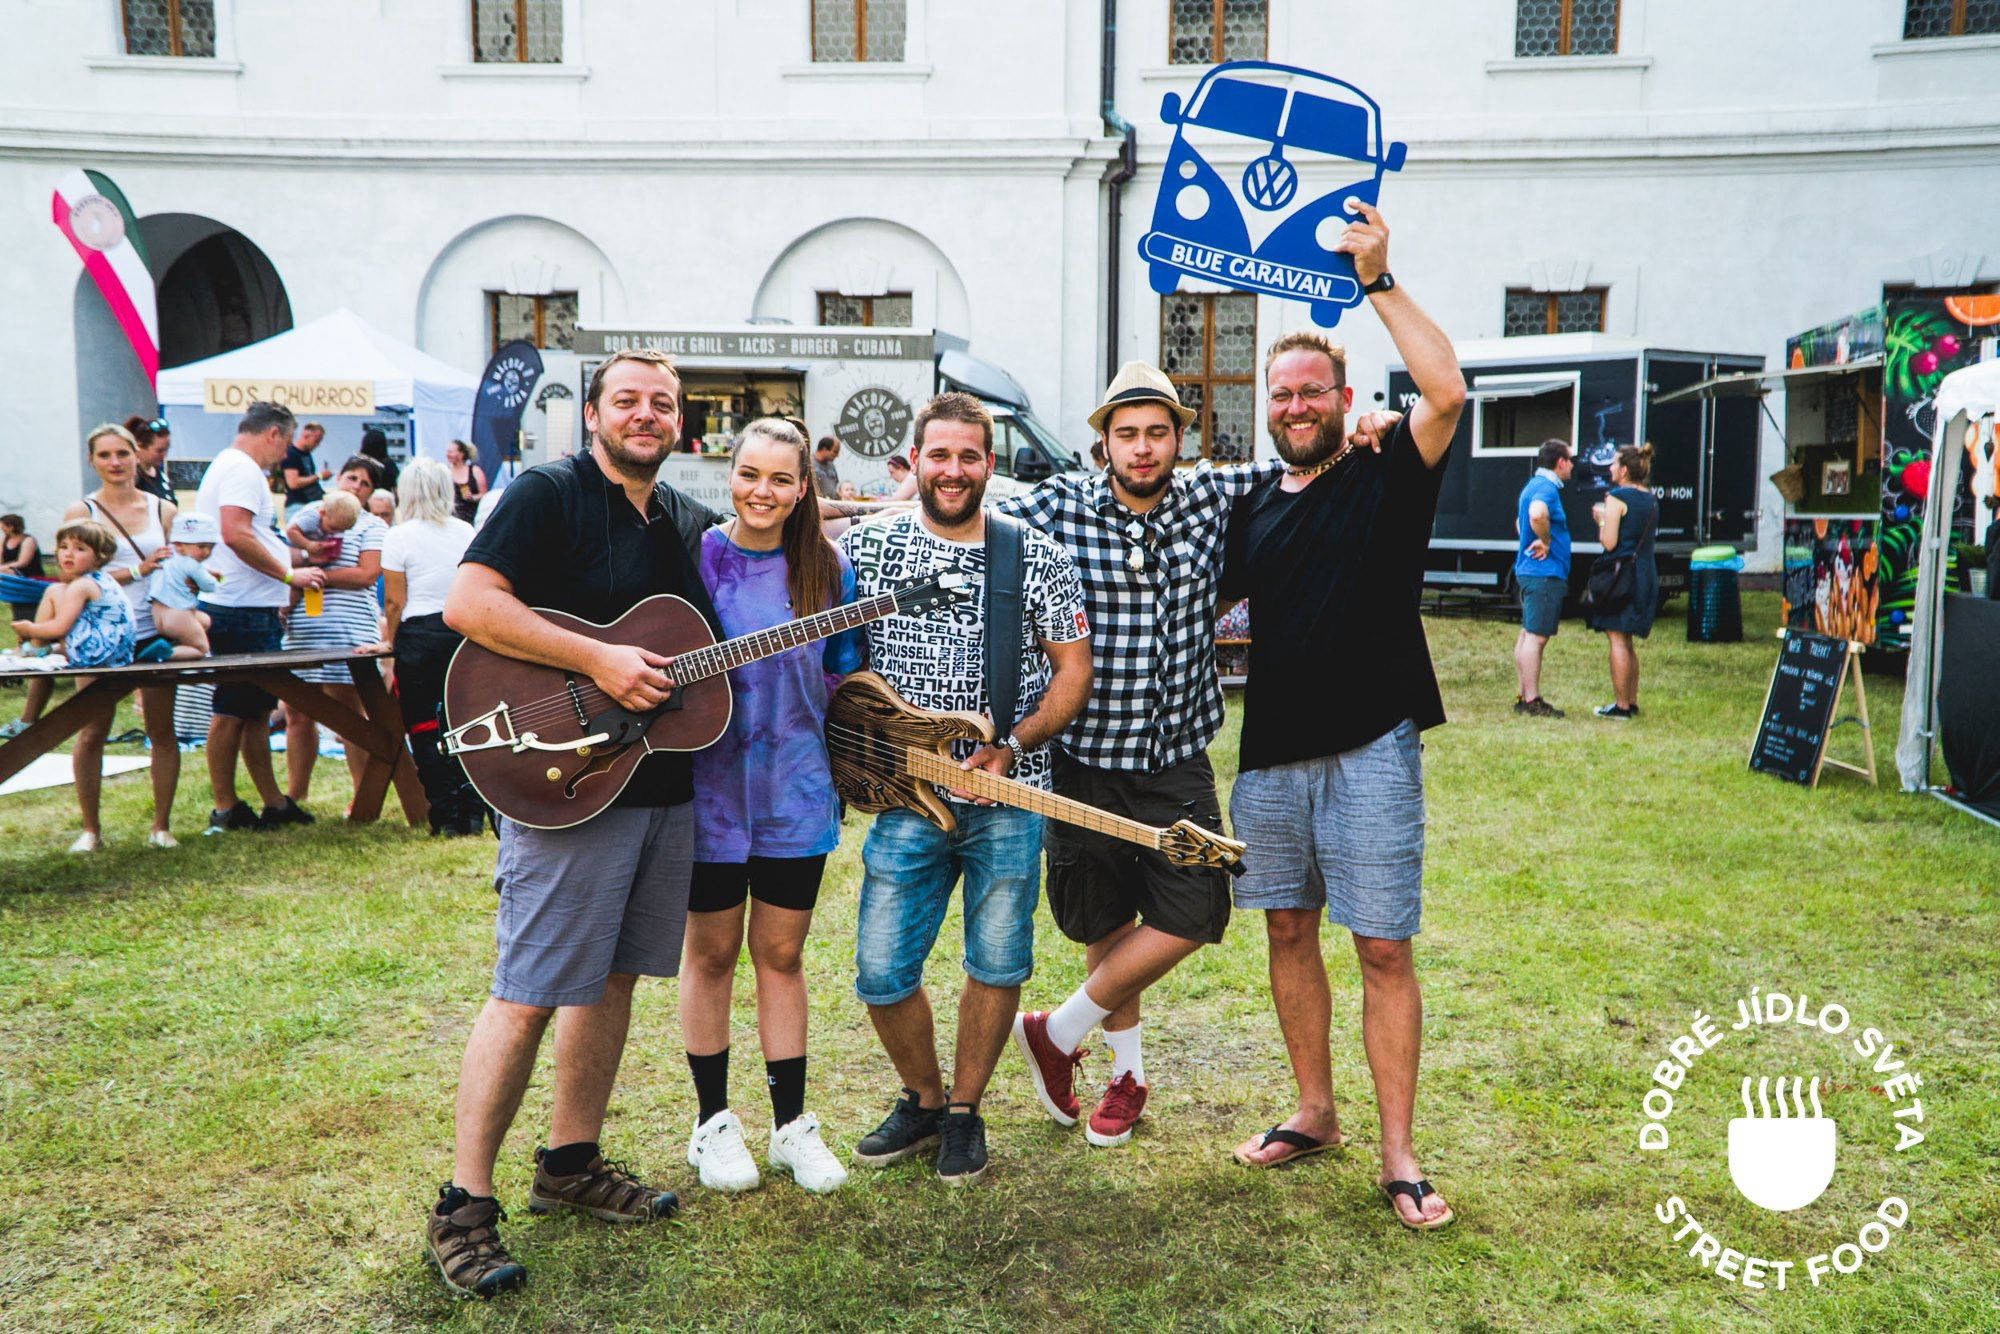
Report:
1687,545,1743,643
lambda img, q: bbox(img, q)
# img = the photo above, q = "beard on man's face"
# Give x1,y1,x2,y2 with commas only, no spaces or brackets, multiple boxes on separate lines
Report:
917,470,985,526
1268,404,1345,467
599,418,678,474
1109,453,1173,500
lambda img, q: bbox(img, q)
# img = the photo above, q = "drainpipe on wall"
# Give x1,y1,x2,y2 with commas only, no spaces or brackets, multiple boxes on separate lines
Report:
1101,0,1139,380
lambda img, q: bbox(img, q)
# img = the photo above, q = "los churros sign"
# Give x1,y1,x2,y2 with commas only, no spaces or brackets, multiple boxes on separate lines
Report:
202,378,375,414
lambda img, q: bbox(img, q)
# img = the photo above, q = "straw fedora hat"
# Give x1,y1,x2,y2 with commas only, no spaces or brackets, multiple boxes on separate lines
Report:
1088,361,1197,434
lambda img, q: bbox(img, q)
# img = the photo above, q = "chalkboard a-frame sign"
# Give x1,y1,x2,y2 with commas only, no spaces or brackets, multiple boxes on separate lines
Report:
1748,629,1876,788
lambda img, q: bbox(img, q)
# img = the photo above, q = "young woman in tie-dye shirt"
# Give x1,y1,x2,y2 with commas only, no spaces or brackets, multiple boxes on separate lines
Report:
680,417,864,1197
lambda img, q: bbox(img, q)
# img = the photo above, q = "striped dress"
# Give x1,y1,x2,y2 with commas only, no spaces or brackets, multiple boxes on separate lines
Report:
282,503,386,684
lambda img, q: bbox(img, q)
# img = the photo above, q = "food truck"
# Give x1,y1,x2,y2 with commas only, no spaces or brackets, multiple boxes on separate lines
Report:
1387,334,1764,602
549,325,1079,511
1656,294,2000,649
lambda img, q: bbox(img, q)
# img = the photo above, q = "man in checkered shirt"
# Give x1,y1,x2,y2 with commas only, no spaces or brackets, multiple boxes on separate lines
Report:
1000,361,1397,1148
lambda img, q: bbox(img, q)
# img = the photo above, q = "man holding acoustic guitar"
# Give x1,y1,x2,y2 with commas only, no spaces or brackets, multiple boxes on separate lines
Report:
425,349,719,1297
837,391,1093,1186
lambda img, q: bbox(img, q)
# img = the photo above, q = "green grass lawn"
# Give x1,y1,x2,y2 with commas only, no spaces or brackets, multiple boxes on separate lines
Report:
1,593,1994,1331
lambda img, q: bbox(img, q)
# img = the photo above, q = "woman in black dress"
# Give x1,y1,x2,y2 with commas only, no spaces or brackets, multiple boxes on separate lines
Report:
1588,443,1659,718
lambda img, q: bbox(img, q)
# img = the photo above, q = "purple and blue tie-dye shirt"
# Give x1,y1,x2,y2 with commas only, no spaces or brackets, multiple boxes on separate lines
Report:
692,526,865,862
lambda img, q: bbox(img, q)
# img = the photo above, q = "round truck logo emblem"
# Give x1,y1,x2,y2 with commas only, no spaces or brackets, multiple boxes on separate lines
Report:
836,386,912,459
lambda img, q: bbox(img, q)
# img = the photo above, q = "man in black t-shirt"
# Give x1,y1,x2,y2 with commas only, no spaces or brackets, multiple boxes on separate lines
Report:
280,421,331,507
1221,204,1467,1232
422,350,721,1298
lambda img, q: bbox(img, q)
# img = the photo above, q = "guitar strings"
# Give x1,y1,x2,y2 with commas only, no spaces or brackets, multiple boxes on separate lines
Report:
460,589,926,736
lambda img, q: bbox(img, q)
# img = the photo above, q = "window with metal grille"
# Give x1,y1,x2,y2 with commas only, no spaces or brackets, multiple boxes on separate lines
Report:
489,292,578,352
1514,0,1619,56
122,0,215,57
817,293,914,327
1169,0,1267,64
1904,0,2000,37
1160,293,1256,462
1504,288,1607,336
473,0,563,63
811,0,907,61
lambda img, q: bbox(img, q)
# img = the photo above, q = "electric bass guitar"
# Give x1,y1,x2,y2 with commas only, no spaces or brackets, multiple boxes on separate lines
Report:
443,573,969,829
825,672,1247,873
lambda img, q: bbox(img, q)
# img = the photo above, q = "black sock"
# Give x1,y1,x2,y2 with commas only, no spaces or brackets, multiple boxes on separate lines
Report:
540,1140,599,1176
688,1047,730,1125
766,1055,806,1129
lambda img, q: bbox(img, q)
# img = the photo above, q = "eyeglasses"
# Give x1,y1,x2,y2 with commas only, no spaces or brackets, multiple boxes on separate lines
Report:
1123,519,1149,574
1267,385,1341,409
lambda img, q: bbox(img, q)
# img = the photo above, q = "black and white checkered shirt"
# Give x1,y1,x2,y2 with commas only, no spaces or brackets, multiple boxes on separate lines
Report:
997,460,1279,772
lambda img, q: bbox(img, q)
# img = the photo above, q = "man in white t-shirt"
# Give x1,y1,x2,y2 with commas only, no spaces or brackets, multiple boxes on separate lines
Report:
192,401,326,836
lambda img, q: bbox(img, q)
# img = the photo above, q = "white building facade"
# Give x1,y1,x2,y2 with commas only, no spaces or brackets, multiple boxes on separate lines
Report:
3,0,1998,568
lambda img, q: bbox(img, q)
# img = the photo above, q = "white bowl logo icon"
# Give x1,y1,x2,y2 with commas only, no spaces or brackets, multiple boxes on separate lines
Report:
1728,1076,1837,1212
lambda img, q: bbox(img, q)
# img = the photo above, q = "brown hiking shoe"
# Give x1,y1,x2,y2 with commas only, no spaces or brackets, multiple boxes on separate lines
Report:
527,1147,679,1223
426,1186,526,1298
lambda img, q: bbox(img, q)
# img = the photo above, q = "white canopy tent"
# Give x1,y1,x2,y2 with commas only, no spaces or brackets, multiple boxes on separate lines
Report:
156,308,477,469
1895,358,2000,796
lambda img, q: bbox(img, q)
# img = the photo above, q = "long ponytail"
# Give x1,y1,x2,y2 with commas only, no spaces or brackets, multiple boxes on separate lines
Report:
733,418,842,614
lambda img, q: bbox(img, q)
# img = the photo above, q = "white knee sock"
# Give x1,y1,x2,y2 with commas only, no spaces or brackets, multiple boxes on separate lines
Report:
1105,1023,1145,1086
1045,985,1112,1054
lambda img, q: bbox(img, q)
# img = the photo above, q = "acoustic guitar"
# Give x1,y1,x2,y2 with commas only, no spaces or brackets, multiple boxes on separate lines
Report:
444,573,968,829
825,672,1247,873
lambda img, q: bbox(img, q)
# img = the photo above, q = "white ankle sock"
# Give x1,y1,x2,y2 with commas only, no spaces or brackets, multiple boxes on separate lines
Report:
1105,1024,1145,1086
1044,986,1112,1054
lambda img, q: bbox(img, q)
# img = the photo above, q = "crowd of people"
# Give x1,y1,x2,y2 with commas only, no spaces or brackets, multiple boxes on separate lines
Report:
6,203,1657,1303
1,409,488,849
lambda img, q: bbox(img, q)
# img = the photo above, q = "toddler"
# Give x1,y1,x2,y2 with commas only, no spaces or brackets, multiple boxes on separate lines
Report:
149,512,224,659
9,520,135,669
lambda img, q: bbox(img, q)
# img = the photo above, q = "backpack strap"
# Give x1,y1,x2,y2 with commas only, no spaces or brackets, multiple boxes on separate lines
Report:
984,511,1027,739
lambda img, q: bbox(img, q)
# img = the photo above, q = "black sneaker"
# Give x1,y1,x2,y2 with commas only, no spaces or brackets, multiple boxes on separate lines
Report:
426,1185,526,1299
935,1104,988,1186
258,796,316,829
852,1088,944,1166
1592,703,1638,719
1514,696,1565,719
203,802,260,837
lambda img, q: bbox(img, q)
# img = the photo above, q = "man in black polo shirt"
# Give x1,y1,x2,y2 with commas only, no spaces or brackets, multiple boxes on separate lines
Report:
1222,204,1468,1232
281,421,331,509
423,349,721,1298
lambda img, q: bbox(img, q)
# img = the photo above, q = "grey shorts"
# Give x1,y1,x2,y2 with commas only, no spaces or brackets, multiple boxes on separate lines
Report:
1227,720,1426,939
1519,575,1566,638
491,803,695,1007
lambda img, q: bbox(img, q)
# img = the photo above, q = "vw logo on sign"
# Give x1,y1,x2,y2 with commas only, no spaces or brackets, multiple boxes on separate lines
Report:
836,386,912,459
1242,156,1297,211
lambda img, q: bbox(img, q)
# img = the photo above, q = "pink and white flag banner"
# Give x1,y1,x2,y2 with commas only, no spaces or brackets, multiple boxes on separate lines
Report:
52,168,159,387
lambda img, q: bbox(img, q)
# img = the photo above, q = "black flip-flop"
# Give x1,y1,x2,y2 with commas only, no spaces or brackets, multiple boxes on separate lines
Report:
1381,1178,1455,1230
1234,1124,1350,1168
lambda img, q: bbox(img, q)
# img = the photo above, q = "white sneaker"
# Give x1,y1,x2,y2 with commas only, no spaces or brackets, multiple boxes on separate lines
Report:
146,830,179,849
68,832,99,854
769,1112,849,1194
686,1109,761,1193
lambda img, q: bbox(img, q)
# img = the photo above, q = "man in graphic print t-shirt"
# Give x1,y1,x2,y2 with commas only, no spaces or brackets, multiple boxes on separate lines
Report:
838,391,1092,1187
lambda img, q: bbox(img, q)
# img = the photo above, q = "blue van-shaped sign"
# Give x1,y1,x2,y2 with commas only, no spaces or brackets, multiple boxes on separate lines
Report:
1140,63,1406,329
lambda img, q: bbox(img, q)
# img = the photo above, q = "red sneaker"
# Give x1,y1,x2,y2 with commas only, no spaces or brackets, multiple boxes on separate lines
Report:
1011,1011,1084,1126
1085,1072,1149,1147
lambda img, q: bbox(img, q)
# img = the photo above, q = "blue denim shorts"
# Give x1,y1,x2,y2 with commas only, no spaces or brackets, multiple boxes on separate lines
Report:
202,603,284,718
1518,574,1567,638
854,806,1044,1006
1228,720,1427,939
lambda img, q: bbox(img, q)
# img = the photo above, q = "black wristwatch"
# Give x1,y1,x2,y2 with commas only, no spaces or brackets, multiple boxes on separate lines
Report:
1362,271,1396,295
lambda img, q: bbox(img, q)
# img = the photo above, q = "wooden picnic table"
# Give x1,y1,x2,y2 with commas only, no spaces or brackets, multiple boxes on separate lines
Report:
0,647,427,826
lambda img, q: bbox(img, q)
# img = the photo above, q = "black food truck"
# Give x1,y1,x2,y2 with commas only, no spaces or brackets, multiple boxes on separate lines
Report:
1386,334,1763,603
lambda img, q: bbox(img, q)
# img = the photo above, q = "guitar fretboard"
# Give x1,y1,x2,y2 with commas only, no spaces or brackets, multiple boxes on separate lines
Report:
674,590,901,682
902,748,1163,849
